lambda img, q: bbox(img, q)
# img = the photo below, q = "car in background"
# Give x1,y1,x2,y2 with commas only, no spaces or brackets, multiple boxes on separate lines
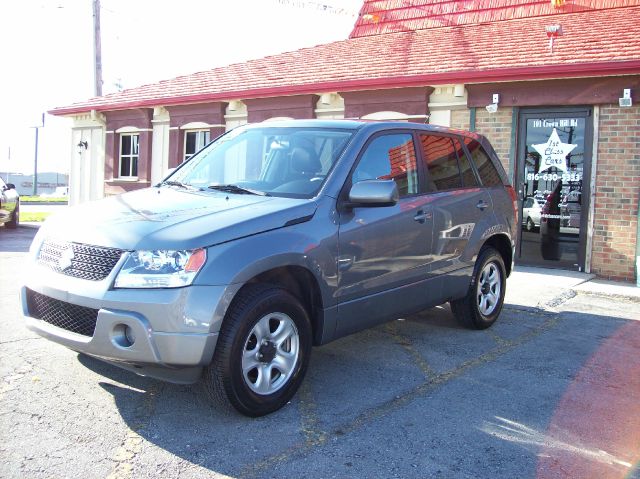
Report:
0,177,19,228
522,196,545,231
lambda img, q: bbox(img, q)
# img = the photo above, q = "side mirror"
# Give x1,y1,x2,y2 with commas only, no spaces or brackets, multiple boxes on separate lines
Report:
346,180,399,208
5,183,15,190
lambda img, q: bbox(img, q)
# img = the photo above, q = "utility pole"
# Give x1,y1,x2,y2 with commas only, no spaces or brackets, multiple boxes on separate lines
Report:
5,146,9,183
32,113,45,196
93,0,103,96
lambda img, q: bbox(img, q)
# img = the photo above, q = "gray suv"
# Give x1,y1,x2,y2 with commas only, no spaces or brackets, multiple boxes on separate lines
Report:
22,120,516,416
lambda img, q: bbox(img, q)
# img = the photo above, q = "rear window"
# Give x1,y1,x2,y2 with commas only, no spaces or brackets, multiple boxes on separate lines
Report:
464,139,502,187
454,138,479,188
419,134,462,192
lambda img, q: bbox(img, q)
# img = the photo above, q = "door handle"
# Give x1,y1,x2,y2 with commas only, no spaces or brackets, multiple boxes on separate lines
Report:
476,200,489,211
414,210,432,223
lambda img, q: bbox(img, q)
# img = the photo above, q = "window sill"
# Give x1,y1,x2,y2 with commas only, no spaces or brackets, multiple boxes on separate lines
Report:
114,177,140,182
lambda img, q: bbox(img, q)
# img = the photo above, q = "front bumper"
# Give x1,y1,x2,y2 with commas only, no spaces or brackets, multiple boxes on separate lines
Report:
21,263,237,384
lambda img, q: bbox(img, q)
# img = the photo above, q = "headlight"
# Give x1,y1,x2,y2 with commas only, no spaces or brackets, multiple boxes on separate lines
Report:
114,249,207,288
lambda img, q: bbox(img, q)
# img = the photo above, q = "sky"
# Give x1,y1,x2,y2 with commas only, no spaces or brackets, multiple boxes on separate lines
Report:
0,0,363,175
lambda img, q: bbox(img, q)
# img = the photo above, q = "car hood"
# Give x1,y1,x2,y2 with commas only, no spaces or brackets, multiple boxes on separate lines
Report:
40,187,317,250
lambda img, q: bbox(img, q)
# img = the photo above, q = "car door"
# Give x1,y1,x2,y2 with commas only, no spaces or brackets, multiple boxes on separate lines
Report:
419,133,491,275
335,131,435,336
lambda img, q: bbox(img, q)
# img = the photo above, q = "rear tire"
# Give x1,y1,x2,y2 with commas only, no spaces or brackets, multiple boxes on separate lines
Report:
6,205,19,229
203,284,312,417
450,247,506,330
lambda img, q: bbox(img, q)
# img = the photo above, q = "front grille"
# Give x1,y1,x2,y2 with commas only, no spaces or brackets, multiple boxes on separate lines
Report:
38,239,123,281
26,289,99,337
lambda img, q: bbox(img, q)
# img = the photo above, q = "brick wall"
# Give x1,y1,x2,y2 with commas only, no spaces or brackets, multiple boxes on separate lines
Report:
475,107,513,177
450,109,470,131
591,104,640,282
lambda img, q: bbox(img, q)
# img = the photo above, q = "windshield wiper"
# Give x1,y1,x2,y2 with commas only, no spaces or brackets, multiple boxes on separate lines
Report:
208,184,268,196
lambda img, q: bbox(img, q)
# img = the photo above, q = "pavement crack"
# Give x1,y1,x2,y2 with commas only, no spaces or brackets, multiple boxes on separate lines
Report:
484,328,512,346
384,322,437,380
544,290,577,309
106,383,160,479
297,381,327,447
0,337,44,345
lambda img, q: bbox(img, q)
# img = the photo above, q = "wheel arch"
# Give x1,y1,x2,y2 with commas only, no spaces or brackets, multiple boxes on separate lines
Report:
481,233,513,277
229,265,326,346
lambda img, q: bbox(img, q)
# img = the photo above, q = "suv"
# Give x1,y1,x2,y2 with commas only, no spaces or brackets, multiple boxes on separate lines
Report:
22,120,516,416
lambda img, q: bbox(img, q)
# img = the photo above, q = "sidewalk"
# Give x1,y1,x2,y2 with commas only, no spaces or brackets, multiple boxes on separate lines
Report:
507,265,640,308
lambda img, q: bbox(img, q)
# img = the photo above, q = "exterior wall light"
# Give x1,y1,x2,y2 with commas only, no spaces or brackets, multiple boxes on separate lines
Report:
619,89,633,107
77,140,88,154
486,94,499,113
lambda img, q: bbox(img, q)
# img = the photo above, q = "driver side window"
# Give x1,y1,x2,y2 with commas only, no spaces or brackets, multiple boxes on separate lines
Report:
353,133,418,197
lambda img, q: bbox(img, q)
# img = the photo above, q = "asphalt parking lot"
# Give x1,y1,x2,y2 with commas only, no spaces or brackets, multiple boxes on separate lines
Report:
1,225,639,478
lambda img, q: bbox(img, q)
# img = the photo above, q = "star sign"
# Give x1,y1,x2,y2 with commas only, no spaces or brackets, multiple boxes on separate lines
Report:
531,128,577,174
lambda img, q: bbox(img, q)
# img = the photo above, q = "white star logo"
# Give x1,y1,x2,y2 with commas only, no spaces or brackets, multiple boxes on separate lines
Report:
531,128,577,174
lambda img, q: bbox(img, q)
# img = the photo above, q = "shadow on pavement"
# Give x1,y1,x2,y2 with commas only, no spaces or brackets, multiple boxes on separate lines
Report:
0,225,39,253
75,307,640,478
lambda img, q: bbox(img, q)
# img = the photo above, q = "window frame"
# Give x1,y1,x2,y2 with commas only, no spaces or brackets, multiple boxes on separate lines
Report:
119,133,140,179
183,129,211,163
346,130,422,200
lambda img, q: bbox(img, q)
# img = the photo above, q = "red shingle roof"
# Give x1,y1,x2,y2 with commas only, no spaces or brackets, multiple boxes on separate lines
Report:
51,5,640,116
351,0,640,37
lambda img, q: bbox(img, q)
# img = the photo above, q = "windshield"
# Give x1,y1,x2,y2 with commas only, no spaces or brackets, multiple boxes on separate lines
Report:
167,126,354,198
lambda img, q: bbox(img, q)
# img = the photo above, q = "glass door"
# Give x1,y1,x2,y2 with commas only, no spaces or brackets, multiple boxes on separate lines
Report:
516,108,593,270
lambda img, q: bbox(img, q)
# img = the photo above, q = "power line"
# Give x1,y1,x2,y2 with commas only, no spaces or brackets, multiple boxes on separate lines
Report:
269,0,359,16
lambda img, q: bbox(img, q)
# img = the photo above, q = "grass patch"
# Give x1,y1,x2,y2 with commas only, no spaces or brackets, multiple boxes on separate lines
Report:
20,196,68,203
21,212,53,222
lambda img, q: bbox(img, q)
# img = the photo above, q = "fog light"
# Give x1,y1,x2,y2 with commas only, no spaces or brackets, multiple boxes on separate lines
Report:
112,323,135,348
124,325,135,345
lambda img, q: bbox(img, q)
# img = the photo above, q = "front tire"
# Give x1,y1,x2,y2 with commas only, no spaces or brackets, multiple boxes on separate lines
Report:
203,284,312,417
450,247,506,330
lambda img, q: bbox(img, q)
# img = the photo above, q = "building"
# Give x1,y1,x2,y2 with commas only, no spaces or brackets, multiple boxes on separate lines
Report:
50,0,640,282
1,172,69,197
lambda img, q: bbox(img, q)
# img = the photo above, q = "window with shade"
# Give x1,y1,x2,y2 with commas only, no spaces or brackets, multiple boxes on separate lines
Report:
119,134,139,178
